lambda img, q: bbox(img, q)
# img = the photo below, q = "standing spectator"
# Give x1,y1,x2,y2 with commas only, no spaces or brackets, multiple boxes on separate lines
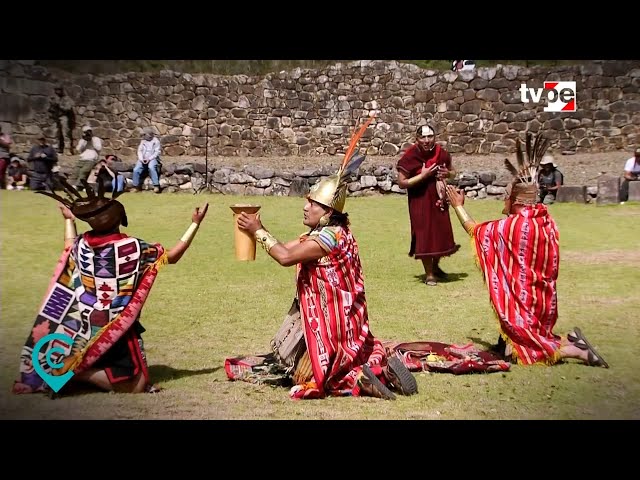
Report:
27,131,58,191
620,147,640,202
74,125,103,190
396,125,460,286
132,127,162,193
48,85,76,155
6,157,28,190
0,125,12,189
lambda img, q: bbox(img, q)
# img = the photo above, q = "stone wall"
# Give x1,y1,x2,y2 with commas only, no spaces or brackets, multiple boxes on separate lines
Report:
61,160,606,203
2,60,640,159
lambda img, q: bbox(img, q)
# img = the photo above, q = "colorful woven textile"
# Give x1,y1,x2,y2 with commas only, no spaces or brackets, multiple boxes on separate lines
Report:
384,341,510,375
473,204,562,365
13,232,166,393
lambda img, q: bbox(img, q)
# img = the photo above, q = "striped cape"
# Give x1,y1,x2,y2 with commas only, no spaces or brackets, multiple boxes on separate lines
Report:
473,204,562,365
292,226,387,399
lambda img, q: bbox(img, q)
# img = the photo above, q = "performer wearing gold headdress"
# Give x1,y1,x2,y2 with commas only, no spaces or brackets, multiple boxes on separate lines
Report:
445,132,608,368
228,113,418,400
12,179,209,395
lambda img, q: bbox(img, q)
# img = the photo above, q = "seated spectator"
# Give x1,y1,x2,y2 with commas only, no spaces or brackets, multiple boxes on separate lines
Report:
87,154,125,193
538,155,563,204
6,157,28,190
132,127,162,193
620,147,640,202
27,131,58,191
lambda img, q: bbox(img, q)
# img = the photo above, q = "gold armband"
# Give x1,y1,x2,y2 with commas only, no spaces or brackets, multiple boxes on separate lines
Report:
64,219,77,240
454,206,475,235
180,222,199,244
255,228,279,253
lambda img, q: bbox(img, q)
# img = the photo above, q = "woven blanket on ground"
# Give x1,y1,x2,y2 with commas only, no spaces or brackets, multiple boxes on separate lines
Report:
473,204,562,365
384,341,511,375
13,232,166,394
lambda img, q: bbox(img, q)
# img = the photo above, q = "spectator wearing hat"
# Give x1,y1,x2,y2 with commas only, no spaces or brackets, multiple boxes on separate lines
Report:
73,125,103,190
538,154,563,204
620,147,640,202
6,157,28,190
48,85,76,155
27,131,58,191
132,126,162,193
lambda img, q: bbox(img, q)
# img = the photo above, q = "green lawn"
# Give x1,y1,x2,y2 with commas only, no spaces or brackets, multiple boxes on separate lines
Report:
1,191,638,419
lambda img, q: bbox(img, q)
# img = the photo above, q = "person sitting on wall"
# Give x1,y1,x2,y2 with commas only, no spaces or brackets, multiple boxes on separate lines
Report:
6,157,28,190
131,127,162,193
537,154,563,204
87,155,125,193
620,147,640,202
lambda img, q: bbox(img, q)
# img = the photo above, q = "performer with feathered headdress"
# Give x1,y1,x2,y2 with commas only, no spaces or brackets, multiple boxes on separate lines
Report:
229,112,418,400
444,132,609,368
12,179,209,395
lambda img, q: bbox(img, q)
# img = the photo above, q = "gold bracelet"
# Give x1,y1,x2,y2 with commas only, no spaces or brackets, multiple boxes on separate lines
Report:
64,219,77,240
454,206,475,234
180,222,199,243
454,205,473,224
255,228,279,253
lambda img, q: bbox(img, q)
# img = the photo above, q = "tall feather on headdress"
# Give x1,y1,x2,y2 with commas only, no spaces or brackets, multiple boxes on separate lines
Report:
331,113,376,206
503,132,550,186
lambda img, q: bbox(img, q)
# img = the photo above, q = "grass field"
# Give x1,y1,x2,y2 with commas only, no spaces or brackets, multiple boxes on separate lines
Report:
1,191,639,420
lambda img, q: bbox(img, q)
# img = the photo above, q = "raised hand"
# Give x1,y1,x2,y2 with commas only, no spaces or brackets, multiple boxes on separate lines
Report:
446,185,465,207
59,203,75,220
192,203,209,225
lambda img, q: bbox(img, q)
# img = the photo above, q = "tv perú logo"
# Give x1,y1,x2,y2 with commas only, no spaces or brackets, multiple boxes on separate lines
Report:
519,81,576,112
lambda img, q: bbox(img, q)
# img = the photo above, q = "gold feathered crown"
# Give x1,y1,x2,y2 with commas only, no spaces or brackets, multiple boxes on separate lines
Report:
37,178,128,231
307,113,376,213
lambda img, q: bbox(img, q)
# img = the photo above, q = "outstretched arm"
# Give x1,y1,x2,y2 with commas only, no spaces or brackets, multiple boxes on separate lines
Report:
237,212,326,267
446,185,477,236
60,204,77,249
167,204,209,264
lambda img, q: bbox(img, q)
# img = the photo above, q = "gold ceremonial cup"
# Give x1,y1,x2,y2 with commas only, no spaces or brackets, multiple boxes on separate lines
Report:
230,204,261,261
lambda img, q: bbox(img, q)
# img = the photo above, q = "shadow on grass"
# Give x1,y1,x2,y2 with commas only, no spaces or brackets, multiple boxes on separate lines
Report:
148,365,221,383
50,365,222,398
414,272,469,285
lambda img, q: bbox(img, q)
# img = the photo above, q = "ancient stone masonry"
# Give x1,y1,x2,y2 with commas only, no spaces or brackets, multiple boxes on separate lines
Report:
66,159,604,203
2,60,640,159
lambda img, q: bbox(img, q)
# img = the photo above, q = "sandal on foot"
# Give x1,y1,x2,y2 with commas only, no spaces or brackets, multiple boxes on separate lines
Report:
434,266,448,280
358,365,396,400
385,357,418,396
572,327,609,368
145,384,163,394
425,276,437,286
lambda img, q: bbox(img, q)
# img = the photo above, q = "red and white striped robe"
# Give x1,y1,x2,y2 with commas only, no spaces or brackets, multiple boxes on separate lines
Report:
293,226,387,399
473,204,562,365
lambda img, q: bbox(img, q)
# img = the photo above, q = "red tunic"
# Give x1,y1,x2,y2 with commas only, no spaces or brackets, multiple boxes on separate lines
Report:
396,143,460,259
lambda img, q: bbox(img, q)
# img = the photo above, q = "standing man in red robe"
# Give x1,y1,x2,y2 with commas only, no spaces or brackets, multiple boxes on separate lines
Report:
396,125,460,286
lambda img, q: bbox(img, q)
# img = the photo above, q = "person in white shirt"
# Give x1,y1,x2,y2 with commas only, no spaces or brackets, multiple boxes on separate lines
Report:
132,127,162,193
74,125,103,189
620,147,640,201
